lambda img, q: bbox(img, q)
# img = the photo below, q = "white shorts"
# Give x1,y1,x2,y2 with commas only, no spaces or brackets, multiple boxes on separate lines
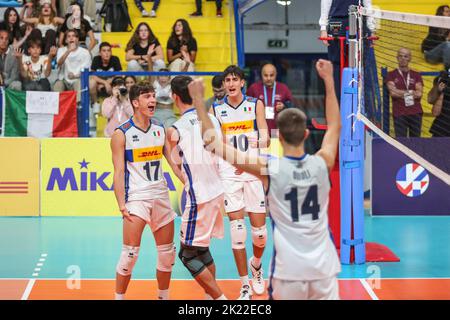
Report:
125,196,176,233
180,194,225,247
270,276,340,300
223,179,266,214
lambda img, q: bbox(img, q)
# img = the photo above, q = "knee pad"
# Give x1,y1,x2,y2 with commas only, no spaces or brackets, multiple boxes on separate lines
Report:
157,243,176,272
251,225,267,248
116,245,140,276
230,219,247,250
178,245,207,278
198,247,214,267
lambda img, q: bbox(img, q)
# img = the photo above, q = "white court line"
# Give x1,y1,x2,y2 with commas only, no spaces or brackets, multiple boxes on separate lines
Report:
20,279,36,300
360,279,379,300
39,259,45,262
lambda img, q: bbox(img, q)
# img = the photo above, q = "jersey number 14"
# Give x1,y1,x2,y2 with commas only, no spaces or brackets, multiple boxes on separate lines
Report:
284,185,320,222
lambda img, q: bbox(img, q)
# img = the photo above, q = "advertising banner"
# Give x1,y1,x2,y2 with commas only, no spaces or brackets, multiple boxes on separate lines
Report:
0,138,40,216
41,138,183,216
372,137,450,215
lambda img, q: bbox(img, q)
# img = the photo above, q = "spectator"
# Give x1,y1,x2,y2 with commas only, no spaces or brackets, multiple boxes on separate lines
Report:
133,0,160,18
167,19,196,72
58,0,96,23
22,0,64,54
125,22,165,72
424,31,450,69
204,74,225,111
0,29,22,90
0,7,31,49
246,63,293,136
53,29,91,104
386,48,424,138
153,68,177,127
428,70,450,137
89,42,122,114
58,2,97,53
101,76,133,137
421,5,450,53
21,0,40,20
190,0,223,17
16,39,56,91
124,75,136,91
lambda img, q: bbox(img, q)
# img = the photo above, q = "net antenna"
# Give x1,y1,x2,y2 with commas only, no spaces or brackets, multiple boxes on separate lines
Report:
355,7,450,186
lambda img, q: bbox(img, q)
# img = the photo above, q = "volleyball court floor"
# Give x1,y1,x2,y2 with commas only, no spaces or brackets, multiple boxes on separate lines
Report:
1,213,450,300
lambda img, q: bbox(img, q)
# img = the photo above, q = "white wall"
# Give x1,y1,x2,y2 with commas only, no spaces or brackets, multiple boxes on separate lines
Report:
242,0,327,54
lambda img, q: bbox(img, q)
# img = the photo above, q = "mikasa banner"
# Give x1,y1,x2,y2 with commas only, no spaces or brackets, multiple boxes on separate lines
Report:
39,138,281,216
40,138,183,216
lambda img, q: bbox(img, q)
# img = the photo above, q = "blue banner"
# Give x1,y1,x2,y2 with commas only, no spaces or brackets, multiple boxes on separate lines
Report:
372,137,450,215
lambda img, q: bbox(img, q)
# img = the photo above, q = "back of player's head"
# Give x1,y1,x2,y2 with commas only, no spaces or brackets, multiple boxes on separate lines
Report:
171,75,193,105
223,65,245,80
277,108,307,146
212,74,224,89
129,83,155,106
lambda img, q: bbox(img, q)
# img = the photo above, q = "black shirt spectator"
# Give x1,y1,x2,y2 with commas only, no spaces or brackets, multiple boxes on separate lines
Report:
167,36,197,58
91,55,122,73
132,38,161,58
429,71,450,137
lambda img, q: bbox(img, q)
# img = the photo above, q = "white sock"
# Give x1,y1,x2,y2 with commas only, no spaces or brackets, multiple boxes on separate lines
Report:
251,257,262,269
215,294,227,300
205,293,213,300
115,293,125,300
158,289,169,300
240,275,250,287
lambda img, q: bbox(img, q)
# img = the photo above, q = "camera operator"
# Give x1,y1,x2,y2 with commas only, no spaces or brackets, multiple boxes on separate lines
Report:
428,69,450,137
101,76,134,137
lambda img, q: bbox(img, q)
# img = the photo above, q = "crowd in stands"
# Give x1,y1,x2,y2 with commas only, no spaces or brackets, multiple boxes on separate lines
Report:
383,4,450,138
0,0,297,138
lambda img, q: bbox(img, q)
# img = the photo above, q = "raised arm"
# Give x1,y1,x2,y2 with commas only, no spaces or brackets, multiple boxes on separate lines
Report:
164,127,185,183
188,79,268,183
315,59,341,172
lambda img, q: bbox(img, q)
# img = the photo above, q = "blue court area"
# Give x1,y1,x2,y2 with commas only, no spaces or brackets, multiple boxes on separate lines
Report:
1,214,450,280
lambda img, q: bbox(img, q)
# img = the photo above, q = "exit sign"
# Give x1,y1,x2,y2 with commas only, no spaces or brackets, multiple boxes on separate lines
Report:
268,39,288,48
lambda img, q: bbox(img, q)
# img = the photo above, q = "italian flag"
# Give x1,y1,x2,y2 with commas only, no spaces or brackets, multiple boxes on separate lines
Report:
153,130,161,137
244,106,252,112
2,88,78,137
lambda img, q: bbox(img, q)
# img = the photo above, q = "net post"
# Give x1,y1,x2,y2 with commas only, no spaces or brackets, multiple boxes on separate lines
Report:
339,5,366,265
80,68,90,137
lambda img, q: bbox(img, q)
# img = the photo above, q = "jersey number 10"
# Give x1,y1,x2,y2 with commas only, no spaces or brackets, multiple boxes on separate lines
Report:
284,185,320,222
143,161,160,181
230,135,249,152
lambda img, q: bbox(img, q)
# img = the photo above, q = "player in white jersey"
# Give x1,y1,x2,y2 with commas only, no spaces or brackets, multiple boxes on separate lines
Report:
111,83,182,300
188,59,341,300
164,76,227,300
211,65,270,299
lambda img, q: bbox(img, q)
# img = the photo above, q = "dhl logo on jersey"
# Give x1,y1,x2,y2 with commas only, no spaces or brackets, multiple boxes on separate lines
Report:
221,120,254,135
132,146,163,162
